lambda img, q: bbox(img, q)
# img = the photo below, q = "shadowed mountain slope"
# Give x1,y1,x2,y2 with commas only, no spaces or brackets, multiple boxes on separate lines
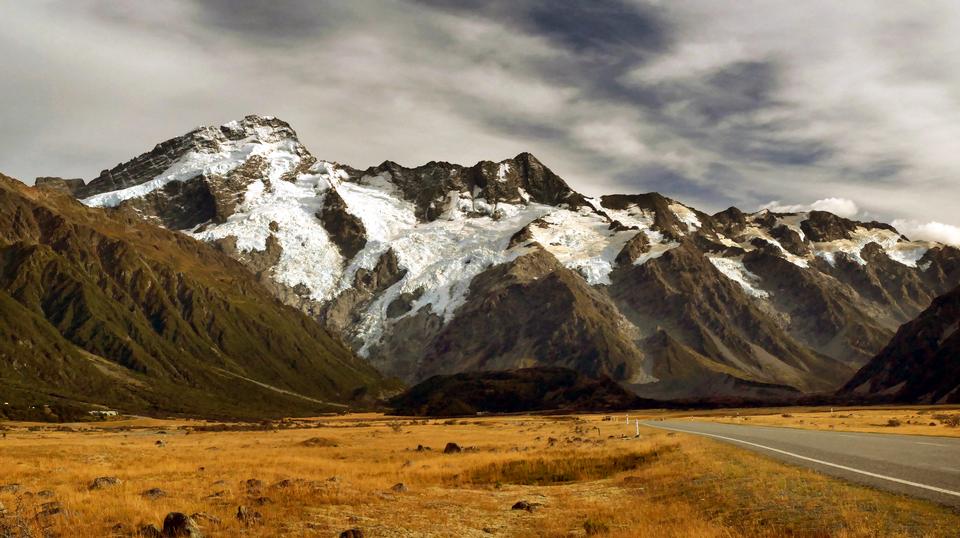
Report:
0,173,388,418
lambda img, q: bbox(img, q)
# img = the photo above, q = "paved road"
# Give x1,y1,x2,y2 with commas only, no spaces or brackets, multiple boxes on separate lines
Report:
643,420,960,508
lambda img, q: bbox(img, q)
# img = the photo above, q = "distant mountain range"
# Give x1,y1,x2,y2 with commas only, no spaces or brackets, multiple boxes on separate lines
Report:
21,114,952,408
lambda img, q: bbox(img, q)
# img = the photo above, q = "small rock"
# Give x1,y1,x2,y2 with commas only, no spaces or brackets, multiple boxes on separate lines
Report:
236,506,263,527
155,440,166,447
300,437,338,447
138,524,164,538
89,476,122,490
0,484,20,494
190,512,221,526
415,444,431,452
142,488,166,500
390,483,407,493
252,496,272,506
110,522,127,534
36,489,55,498
443,442,462,454
162,512,203,537
37,501,64,518
511,500,540,512
340,529,364,538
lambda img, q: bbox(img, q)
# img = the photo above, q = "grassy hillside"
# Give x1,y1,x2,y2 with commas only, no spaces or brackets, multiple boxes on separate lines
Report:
0,174,392,419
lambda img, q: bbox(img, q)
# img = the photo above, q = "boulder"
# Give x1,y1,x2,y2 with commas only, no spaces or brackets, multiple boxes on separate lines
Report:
138,524,164,538
161,512,203,537
443,442,462,454
142,488,166,500
89,476,122,490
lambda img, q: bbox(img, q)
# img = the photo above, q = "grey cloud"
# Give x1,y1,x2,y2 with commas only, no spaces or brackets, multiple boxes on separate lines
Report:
0,0,957,229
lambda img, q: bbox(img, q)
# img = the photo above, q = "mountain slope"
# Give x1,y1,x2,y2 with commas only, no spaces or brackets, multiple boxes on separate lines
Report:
0,173,387,418
841,285,960,403
68,115,960,400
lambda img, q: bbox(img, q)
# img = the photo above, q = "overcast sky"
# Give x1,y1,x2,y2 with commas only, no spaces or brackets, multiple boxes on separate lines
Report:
2,1,959,243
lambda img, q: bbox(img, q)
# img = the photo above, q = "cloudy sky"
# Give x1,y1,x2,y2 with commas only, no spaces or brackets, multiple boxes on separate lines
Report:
2,1,959,243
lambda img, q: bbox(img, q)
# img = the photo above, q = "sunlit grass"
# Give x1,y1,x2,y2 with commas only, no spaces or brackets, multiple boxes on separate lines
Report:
0,411,957,537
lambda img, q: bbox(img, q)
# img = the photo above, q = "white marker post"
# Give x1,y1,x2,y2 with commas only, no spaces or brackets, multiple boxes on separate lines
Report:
635,419,640,437
625,414,629,424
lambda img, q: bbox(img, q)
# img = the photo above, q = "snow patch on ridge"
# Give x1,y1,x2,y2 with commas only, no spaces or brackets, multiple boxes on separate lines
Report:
669,203,701,230
526,208,636,285
708,256,770,299
811,226,929,268
190,165,343,299
83,133,303,208
496,162,511,182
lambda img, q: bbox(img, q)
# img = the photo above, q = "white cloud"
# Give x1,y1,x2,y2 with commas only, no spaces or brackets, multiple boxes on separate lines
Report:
891,219,960,246
760,197,860,218
1,1,959,235
622,40,749,83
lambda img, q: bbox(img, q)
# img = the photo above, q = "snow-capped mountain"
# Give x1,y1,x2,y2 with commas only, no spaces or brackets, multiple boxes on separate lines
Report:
66,115,960,400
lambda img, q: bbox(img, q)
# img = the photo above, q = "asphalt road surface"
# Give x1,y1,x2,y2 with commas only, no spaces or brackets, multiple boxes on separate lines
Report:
643,420,960,508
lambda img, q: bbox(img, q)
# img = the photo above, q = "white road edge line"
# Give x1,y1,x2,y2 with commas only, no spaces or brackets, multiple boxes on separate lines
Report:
644,422,960,499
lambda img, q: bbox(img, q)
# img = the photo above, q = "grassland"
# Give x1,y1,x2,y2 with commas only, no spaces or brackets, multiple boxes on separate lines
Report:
1,411,959,537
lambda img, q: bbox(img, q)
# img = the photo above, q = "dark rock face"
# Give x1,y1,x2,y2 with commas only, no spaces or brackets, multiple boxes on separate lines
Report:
323,249,405,335
615,232,650,265
842,285,960,404
348,152,586,222
769,224,808,256
115,175,216,230
390,367,652,416
35,176,85,196
800,211,897,243
319,189,367,260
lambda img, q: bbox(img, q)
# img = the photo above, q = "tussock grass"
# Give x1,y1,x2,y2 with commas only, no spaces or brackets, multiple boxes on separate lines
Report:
463,447,672,485
0,412,957,537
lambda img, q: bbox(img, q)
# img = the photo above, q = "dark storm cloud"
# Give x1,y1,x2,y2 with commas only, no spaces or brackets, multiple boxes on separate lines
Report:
417,0,672,56
1,0,959,241
190,0,348,43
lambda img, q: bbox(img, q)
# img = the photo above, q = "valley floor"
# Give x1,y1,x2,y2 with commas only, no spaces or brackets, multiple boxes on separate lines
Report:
1,411,959,537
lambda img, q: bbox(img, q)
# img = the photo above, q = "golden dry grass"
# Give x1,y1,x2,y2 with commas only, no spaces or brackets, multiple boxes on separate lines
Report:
1,412,958,537
654,405,960,437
